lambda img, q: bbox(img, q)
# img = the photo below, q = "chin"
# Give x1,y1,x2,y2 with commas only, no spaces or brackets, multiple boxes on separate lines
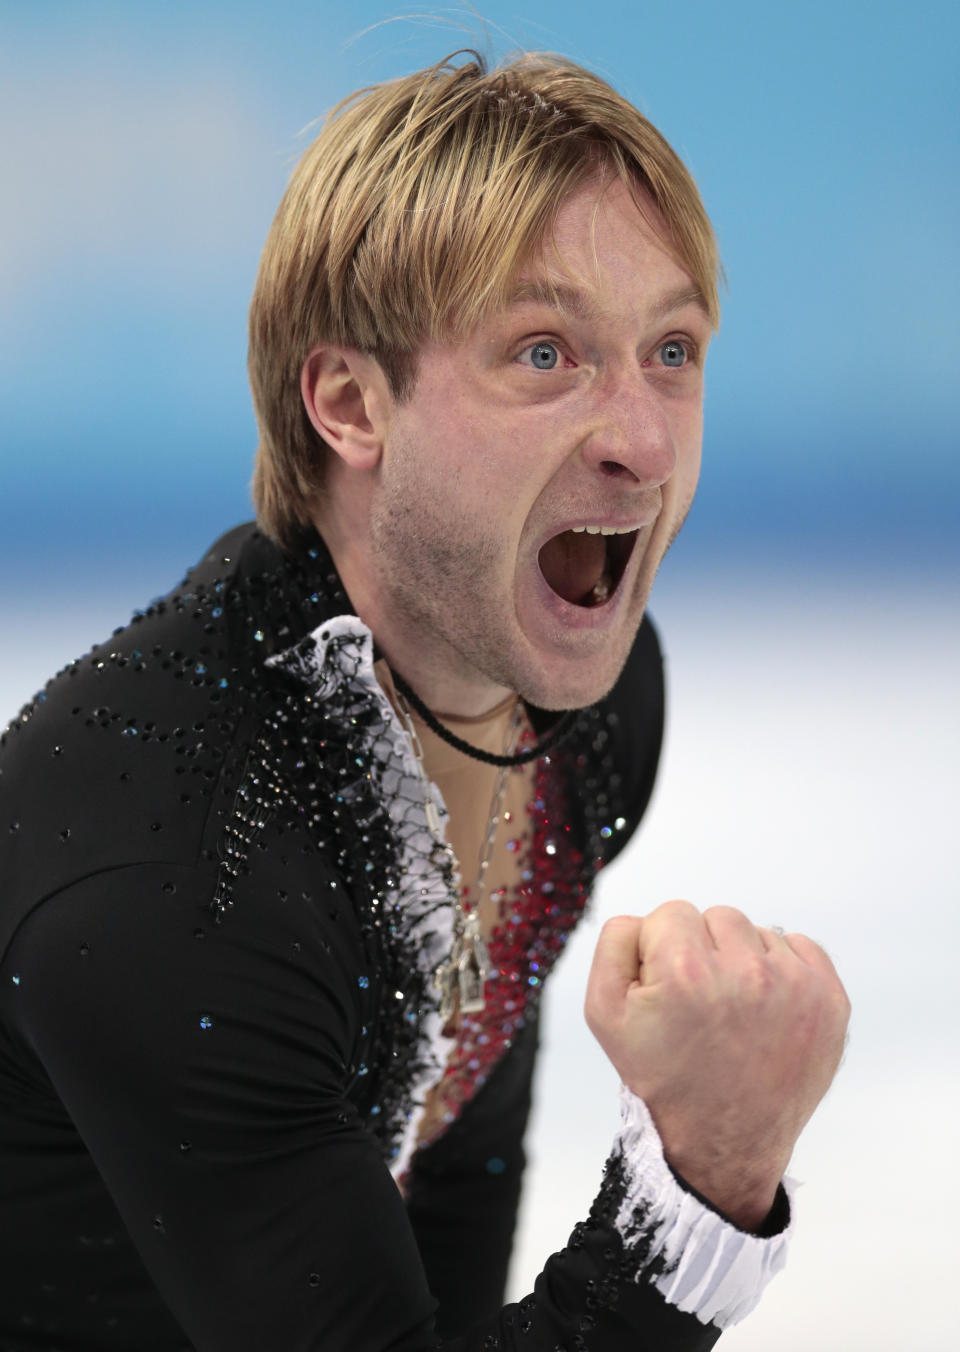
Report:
515,651,629,713
519,602,653,714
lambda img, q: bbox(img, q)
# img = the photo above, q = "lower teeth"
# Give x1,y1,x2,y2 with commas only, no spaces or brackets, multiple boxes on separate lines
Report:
588,577,611,606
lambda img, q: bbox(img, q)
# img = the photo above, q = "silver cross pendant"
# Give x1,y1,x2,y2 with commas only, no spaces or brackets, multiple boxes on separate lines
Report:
437,910,491,1021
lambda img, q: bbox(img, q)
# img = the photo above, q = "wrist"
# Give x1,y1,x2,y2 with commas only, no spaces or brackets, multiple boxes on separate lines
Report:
600,1085,796,1329
644,1107,788,1233
665,1160,782,1234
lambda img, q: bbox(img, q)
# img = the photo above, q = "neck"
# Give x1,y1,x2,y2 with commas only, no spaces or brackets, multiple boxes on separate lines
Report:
375,632,514,720
310,506,514,720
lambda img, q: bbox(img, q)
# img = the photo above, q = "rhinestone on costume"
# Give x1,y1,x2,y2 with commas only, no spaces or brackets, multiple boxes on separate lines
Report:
199,1016,213,1030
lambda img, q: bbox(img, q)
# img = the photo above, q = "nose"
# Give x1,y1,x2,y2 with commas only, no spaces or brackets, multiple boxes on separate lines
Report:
579,372,678,488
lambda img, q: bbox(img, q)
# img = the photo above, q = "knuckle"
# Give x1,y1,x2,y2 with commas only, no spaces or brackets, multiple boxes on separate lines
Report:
658,898,699,920
596,914,640,956
740,952,776,1000
787,931,834,972
704,903,747,925
667,943,710,991
601,914,637,936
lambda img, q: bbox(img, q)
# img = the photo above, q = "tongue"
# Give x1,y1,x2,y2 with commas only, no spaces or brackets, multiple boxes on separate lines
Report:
539,530,607,605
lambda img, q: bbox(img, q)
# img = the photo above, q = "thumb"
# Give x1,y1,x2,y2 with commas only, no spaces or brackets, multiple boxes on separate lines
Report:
585,915,643,1033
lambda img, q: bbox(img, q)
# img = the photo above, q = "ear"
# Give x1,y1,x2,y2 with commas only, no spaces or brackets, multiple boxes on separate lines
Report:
300,346,387,472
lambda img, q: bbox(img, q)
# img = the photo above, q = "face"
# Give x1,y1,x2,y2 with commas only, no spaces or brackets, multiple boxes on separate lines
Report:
327,177,711,714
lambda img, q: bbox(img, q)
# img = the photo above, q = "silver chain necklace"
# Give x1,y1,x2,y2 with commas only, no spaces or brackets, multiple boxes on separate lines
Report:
396,693,524,1021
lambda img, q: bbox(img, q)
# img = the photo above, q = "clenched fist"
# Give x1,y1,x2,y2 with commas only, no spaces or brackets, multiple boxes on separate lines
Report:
584,900,850,1231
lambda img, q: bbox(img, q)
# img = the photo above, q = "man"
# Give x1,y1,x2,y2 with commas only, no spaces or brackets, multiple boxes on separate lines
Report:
0,52,848,1351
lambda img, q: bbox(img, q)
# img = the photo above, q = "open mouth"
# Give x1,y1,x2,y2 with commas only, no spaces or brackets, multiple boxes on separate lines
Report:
537,527,638,608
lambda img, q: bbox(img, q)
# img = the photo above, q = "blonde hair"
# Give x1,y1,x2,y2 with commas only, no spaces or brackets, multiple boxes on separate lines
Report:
249,51,720,548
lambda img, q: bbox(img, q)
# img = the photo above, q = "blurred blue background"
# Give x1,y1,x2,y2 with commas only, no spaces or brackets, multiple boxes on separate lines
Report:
1,5,957,1349
1,0,957,605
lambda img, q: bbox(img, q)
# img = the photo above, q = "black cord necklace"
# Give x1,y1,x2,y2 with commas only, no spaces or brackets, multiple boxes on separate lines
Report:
391,671,580,767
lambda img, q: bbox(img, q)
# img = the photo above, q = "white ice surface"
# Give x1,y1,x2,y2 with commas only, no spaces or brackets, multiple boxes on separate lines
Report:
2,568,957,1350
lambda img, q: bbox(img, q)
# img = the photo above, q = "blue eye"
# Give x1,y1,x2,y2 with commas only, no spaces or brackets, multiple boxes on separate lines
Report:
527,342,559,370
660,340,687,367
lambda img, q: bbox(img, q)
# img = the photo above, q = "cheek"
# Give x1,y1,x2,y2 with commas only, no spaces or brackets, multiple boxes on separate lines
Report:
399,371,564,524
683,441,703,494
662,417,702,523
457,429,546,521
675,409,703,486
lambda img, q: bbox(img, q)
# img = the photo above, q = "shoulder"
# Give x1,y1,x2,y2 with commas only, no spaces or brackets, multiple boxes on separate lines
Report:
0,523,343,960
577,612,666,866
604,611,665,769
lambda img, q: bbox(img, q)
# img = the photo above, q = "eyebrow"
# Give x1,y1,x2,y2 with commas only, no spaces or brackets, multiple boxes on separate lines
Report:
510,279,603,320
508,278,710,324
648,284,711,322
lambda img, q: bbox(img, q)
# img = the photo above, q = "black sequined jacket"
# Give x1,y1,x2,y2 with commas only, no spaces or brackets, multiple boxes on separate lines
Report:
0,523,741,1352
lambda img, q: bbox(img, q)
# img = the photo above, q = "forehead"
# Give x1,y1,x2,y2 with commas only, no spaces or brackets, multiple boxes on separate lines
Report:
504,178,709,324
509,277,709,326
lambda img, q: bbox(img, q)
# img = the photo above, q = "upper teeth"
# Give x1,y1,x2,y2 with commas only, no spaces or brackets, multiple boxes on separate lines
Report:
570,525,637,535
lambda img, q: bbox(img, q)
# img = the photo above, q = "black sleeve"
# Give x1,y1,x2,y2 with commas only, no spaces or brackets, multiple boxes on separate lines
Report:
9,861,725,1352
405,1009,540,1338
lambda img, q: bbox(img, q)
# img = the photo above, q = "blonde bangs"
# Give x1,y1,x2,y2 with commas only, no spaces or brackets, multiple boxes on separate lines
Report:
249,52,720,548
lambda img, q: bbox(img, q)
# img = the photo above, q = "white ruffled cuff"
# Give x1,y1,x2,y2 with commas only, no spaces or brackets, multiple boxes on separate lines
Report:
611,1086,795,1329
